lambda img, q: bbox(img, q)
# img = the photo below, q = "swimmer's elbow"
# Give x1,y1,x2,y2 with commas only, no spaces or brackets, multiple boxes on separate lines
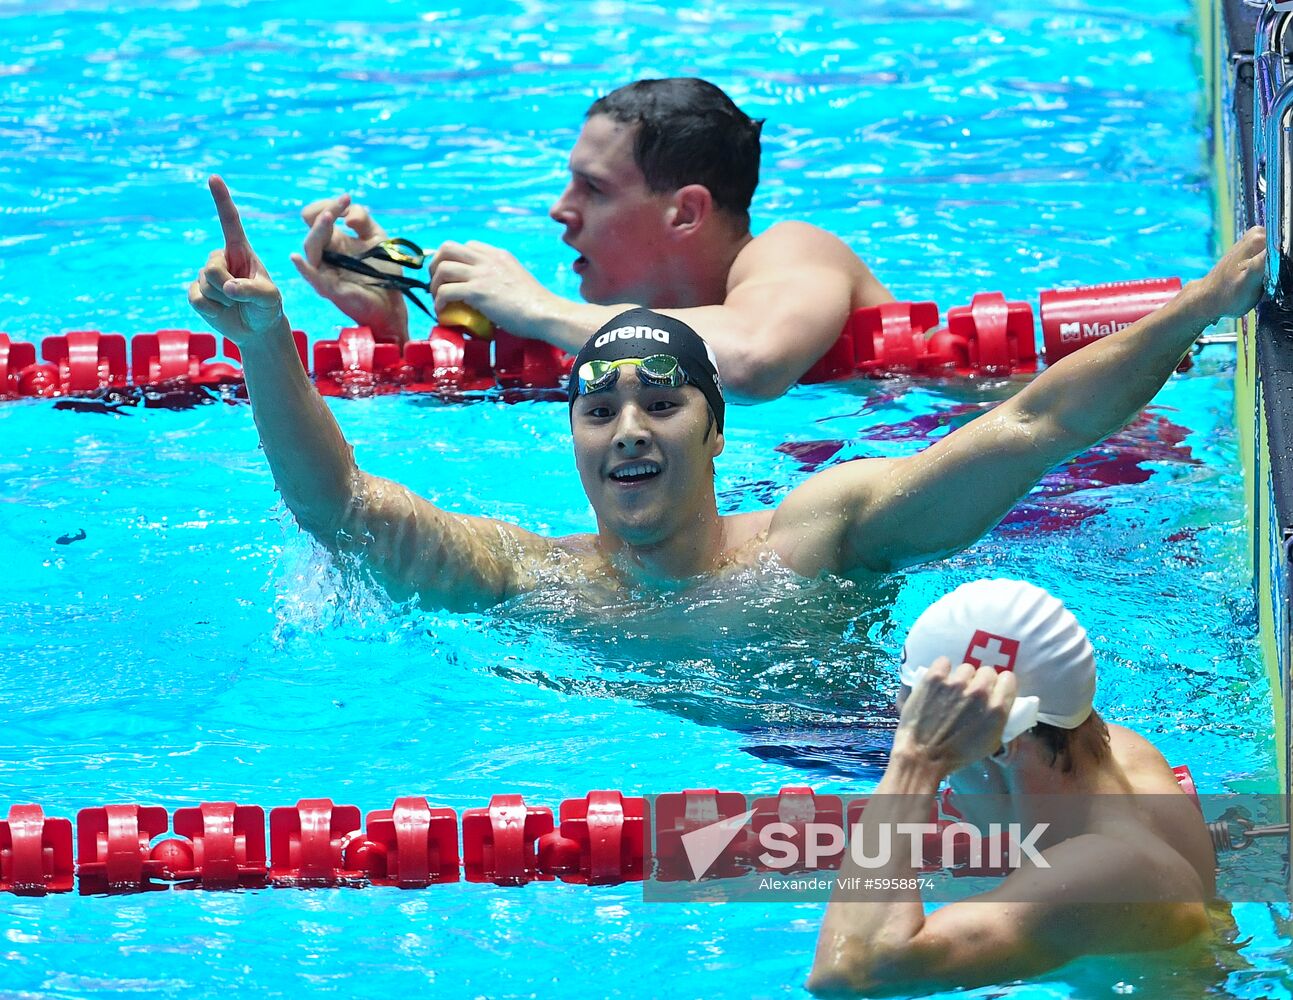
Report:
807,947,910,998
808,922,922,998
287,469,368,543
806,965,855,997
720,351,798,402
807,959,872,997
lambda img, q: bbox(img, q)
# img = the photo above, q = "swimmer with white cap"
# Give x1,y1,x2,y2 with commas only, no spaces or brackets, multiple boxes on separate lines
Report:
810,579,1219,996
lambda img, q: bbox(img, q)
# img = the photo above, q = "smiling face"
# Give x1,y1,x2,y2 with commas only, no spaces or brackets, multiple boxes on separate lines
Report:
571,365,724,548
549,115,677,306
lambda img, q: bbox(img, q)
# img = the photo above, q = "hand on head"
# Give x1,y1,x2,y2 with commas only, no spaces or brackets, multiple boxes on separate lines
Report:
290,194,409,343
188,176,284,344
893,657,1017,777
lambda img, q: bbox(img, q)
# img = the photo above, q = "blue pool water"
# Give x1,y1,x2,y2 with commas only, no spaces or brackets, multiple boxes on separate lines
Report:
1,0,1287,996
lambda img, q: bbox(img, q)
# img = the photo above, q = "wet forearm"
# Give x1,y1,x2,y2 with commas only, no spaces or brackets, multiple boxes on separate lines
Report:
522,297,627,353
240,318,358,536
811,752,943,994
526,298,804,400
1018,279,1220,447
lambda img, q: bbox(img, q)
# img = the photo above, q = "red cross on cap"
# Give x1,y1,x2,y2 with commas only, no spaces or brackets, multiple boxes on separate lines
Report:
963,630,1020,672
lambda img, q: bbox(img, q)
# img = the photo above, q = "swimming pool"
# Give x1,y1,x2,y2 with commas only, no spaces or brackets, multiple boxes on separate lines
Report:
1,0,1286,996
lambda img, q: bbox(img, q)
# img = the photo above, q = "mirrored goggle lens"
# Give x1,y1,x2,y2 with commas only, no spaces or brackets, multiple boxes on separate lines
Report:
576,355,686,396
635,354,685,386
375,238,426,269
576,358,630,394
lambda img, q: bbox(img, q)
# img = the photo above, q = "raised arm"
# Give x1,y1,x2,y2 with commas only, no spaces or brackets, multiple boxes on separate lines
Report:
428,222,891,401
188,177,548,612
771,228,1266,576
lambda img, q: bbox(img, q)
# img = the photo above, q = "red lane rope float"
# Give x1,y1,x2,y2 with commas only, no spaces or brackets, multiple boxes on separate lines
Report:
0,769,1200,896
0,334,37,396
1040,278,1183,362
797,277,1180,384
0,277,1183,402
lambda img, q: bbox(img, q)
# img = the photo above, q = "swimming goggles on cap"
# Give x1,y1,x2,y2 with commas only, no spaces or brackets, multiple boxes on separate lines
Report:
321,238,435,317
575,355,691,396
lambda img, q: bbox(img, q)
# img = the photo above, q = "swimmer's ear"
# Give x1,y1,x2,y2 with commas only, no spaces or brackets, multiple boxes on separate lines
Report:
990,736,1022,768
668,184,713,237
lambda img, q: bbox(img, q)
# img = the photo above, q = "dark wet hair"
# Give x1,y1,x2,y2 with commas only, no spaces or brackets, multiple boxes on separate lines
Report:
587,78,763,223
1031,711,1111,774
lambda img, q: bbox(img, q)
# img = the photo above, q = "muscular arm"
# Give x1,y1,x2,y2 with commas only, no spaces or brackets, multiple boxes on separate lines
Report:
771,229,1266,576
812,837,1209,997
191,177,549,612
432,222,892,401
238,322,538,611
809,663,1209,997
662,223,894,400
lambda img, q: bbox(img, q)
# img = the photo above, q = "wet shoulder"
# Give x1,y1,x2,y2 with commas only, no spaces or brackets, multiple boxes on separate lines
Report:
512,530,618,596
1108,723,1185,794
719,510,776,570
1105,723,1217,892
730,222,870,289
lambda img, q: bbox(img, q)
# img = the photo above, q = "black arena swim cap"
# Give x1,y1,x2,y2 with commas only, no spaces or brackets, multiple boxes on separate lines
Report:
568,307,725,432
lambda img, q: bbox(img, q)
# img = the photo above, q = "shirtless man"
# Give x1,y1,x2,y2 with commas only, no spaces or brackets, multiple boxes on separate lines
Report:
809,579,1217,996
190,176,1265,612
289,77,894,400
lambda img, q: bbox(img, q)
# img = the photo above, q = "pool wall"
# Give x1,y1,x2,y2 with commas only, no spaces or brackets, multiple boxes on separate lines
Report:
1205,0,1293,872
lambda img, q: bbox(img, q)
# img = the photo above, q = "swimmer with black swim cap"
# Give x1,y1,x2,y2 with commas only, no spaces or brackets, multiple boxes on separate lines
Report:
567,308,730,557
568,307,725,433
192,180,1265,608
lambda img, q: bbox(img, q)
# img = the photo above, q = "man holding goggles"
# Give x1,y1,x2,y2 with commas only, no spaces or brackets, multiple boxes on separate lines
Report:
191,176,1265,612
289,77,894,401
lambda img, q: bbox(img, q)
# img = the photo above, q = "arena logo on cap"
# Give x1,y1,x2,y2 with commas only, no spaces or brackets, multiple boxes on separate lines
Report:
592,325,672,349
963,630,1020,672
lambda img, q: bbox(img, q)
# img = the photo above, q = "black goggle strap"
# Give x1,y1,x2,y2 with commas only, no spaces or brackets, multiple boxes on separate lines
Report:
321,237,433,317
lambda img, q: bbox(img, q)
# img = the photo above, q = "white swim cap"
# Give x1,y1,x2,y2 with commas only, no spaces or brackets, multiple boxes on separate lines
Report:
900,579,1096,736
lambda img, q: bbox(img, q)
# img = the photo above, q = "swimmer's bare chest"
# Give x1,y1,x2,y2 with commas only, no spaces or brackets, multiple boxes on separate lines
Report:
522,510,780,599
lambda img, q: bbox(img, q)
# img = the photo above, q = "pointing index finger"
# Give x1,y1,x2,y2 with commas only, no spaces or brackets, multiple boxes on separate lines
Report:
208,175,252,277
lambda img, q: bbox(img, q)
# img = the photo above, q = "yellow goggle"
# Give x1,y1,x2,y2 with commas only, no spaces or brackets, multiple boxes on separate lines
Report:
575,355,690,396
321,238,431,315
